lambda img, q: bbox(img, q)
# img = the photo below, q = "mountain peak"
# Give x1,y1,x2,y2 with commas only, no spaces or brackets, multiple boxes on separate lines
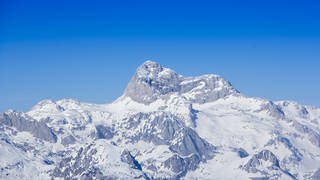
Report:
136,61,162,76
125,61,181,104
140,60,162,70
124,60,238,104
135,60,178,79
2,60,320,179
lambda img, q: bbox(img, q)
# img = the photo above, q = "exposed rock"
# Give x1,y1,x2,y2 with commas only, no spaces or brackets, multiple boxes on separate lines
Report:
0,111,57,143
95,125,114,139
125,61,181,104
120,150,142,171
52,144,97,178
311,169,320,180
169,128,215,159
119,112,216,161
163,153,201,178
180,74,238,104
277,137,303,162
124,61,238,104
256,101,285,119
116,111,216,177
236,148,249,158
61,135,76,146
292,121,320,148
243,150,280,173
1,61,319,179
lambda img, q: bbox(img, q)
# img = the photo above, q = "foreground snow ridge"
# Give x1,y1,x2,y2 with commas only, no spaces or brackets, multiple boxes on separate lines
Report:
1,60,320,179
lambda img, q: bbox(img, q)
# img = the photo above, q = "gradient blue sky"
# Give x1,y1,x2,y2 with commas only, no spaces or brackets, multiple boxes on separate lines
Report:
1,0,320,111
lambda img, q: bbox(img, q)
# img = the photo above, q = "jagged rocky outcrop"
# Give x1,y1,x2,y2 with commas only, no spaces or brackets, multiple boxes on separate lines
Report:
0,111,57,143
95,125,114,139
163,154,201,178
235,148,249,158
243,150,281,173
51,144,115,179
125,61,238,104
243,150,296,179
120,150,143,171
114,111,216,177
125,61,182,104
52,142,146,179
61,135,76,146
292,121,320,148
117,112,216,160
256,101,285,119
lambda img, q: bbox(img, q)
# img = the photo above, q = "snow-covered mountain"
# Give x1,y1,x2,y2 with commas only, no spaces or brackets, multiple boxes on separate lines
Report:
1,60,320,179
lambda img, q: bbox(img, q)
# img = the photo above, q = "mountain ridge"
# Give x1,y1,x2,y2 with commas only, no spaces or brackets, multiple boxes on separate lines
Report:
0,61,319,179
125,60,238,105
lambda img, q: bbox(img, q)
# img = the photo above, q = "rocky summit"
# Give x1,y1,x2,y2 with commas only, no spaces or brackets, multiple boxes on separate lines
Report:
125,60,238,104
0,61,320,179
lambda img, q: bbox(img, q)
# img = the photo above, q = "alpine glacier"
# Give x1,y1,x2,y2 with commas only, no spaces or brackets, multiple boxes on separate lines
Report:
1,61,320,179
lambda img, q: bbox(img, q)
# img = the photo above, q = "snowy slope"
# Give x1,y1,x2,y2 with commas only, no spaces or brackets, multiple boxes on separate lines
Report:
0,61,319,179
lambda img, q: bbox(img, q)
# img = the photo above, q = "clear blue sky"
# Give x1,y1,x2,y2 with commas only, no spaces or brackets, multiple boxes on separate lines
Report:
1,0,320,111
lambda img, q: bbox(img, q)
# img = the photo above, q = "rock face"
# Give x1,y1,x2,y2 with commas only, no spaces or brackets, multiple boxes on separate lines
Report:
52,145,98,178
312,169,320,180
117,112,216,160
236,148,249,158
163,154,200,178
292,120,320,148
243,150,297,179
61,135,76,145
120,150,142,171
243,150,281,173
115,111,216,178
0,111,57,143
125,60,238,104
125,61,181,104
0,61,320,179
95,125,113,139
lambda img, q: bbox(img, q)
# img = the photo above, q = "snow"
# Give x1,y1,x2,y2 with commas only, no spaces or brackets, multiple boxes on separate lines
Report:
1,61,320,179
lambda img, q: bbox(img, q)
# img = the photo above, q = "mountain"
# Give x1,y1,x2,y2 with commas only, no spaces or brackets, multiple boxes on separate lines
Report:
1,61,320,179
